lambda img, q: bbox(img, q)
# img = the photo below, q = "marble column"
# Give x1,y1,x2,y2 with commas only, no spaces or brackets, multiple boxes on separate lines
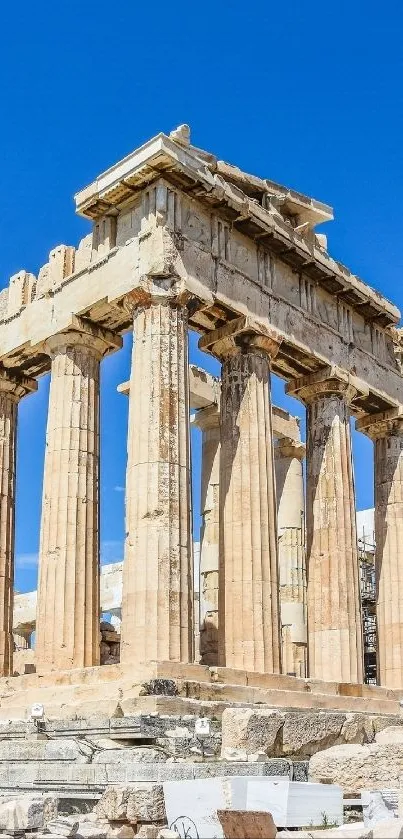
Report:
36,318,122,673
192,404,220,665
287,368,363,684
120,290,192,666
200,318,282,674
13,630,30,650
357,409,403,688
275,437,307,678
0,372,36,676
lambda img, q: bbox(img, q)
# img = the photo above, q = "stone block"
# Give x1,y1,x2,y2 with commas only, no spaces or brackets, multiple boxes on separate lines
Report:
371,716,403,736
375,726,403,744
362,789,398,825
46,817,79,836
310,742,403,792
277,826,371,838
217,809,277,839
292,761,309,781
126,784,165,823
92,749,166,764
163,777,343,834
372,819,403,838
221,708,284,757
341,713,375,744
0,794,58,831
95,784,165,825
95,787,129,822
106,824,136,838
0,739,90,763
283,711,346,756
75,824,108,839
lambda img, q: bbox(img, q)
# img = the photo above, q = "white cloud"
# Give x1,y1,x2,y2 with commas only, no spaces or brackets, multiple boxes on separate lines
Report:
114,485,125,493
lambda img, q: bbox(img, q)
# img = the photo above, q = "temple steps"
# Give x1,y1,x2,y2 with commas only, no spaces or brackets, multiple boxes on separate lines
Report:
0,663,401,720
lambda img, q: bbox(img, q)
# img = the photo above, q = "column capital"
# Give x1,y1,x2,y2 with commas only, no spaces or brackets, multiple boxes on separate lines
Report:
356,406,403,440
286,365,368,406
274,438,306,460
123,276,191,314
0,368,37,401
191,403,220,432
44,316,122,359
199,316,282,361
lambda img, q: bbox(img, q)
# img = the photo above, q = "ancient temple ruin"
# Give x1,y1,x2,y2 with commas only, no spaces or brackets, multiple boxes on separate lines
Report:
1,123,403,714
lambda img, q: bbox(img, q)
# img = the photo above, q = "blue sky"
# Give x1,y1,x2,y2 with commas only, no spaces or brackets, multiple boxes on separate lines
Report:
1,1,402,592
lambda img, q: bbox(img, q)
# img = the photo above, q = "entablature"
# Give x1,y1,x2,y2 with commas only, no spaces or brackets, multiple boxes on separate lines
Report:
0,127,401,419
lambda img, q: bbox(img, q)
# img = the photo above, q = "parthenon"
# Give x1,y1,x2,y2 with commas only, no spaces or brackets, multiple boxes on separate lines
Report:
2,122,403,705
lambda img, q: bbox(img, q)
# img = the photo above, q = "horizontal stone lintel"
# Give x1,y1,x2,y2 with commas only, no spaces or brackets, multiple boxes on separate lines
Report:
0,180,401,414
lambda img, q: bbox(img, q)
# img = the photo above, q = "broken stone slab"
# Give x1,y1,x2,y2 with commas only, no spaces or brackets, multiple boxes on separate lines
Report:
221,708,284,757
341,714,376,745
45,817,79,836
220,709,400,761
95,784,165,824
375,726,403,745
106,824,136,838
0,794,58,831
0,739,92,762
92,749,167,764
75,826,107,839
309,743,403,792
282,711,347,757
362,789,398,825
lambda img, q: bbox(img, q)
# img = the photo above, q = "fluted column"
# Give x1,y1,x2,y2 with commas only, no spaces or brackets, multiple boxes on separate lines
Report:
275,438,307,678
200,317,282,674
0,372,36,676
36,318,122,673
120,285,192,666
287,367,363,684
357,409,403,688
192,404,220,665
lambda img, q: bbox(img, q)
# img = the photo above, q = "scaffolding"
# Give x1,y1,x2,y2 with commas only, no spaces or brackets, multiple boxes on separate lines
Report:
358,528,377,684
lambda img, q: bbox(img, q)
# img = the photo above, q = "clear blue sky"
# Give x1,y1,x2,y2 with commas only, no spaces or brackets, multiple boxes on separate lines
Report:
1,1,402,592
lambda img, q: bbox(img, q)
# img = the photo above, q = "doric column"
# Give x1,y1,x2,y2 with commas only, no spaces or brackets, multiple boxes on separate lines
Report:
120,282,192,666
287,367,363,684
200,317,282,674
13,630,30,650
192,404,220,665
274,437,307,678
36,317,122,673
0,372,36,676
357,408,403,688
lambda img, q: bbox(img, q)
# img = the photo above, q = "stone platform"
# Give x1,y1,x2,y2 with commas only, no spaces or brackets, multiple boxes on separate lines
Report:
1,663,402,720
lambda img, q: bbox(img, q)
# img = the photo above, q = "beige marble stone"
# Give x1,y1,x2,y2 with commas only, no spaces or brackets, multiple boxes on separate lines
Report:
1,126,403,693
275,437,307,678
0,372,36,676
120,282,192,666
36,318,122,673
200,317,282,673
192,404,220,665
287,367,364,684
358,408,403,689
